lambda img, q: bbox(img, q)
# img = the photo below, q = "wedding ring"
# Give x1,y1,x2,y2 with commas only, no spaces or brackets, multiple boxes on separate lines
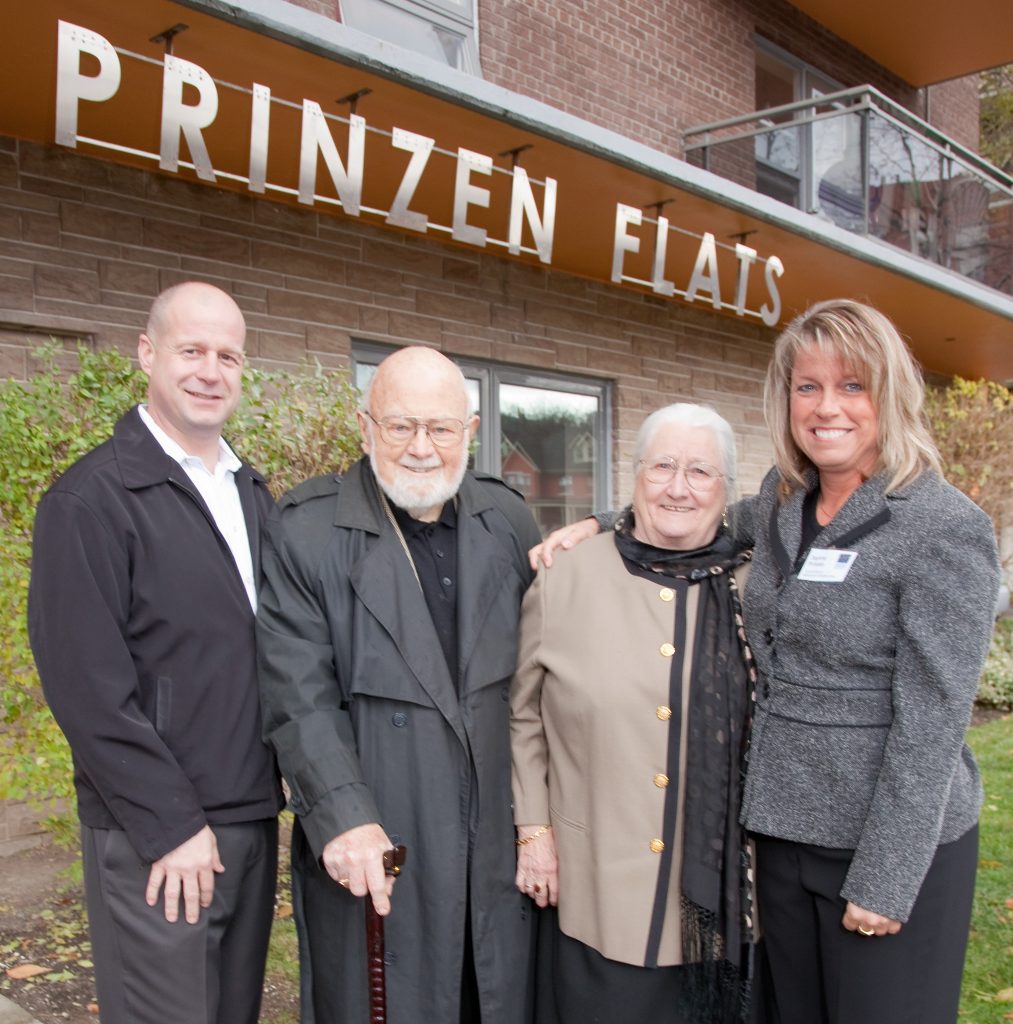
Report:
338,878,350,887
857,925,875,937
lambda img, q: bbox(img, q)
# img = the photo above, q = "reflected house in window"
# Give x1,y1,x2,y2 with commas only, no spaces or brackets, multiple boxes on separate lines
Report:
501,417,595,532
502,441,537,498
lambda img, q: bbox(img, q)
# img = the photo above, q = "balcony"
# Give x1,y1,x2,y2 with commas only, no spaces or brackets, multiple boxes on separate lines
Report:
684,86,1013,298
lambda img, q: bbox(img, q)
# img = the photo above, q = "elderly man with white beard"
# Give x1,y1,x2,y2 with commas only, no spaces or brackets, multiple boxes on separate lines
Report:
256,346,542,1024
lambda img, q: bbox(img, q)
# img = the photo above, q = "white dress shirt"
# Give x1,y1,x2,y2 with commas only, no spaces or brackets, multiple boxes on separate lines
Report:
138,405,257,611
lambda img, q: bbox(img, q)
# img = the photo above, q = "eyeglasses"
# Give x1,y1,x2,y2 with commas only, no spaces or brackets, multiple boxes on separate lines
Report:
638,458,724,491
365,412,467,448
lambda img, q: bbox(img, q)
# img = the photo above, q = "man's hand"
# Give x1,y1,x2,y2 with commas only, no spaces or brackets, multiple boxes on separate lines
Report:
842,900,902,938
322,824,396,916
145,825,224,924
528,517,602,570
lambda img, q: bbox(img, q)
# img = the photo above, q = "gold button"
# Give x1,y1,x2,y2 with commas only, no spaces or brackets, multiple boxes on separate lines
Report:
649,838,665,854
656,705,672,721
659,587,674,602
659,643,675,657
653,773,669,788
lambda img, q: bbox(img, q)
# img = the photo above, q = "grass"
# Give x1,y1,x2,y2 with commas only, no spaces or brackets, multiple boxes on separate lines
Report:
961,712,1013,1021
262,915,299,1024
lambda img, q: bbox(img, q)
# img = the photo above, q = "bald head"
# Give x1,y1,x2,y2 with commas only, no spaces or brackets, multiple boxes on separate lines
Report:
146,282,246,346
364,346,471,422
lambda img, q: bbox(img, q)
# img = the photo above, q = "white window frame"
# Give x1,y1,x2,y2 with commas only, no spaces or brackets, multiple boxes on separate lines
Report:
755,38,845,213
339,0,481,75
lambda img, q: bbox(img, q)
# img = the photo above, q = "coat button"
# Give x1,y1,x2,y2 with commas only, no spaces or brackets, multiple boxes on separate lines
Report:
763,629,774,645
392,712,408,727
656,706,672,721
649,838,665,853
658,588,674,602
659,643,675,657
500,687,510,702
653,773,669,788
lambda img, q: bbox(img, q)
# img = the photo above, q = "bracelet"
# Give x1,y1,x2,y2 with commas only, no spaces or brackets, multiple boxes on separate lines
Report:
515,825,550,846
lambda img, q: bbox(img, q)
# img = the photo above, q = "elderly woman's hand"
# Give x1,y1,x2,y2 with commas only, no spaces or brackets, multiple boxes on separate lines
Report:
528,518,601,571
842,900,902,938
515,825,559,908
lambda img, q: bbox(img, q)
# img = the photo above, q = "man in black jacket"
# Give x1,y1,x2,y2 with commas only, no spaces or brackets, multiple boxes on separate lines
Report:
28,282,282,1024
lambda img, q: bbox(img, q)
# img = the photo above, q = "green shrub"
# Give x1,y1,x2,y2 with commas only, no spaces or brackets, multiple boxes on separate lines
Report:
0,344,361,831
924,376,1013,560
978,618,1013,711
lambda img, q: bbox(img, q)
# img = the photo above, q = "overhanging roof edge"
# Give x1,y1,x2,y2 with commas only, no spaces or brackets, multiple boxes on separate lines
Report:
177,0,1013,324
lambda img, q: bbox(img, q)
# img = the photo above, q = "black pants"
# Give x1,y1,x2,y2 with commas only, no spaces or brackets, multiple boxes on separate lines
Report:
533,906,700,1024
753,827,977,1024
82,819,278,1024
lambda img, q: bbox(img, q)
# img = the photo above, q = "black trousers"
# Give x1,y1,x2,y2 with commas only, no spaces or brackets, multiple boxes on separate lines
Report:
533,907,700,1024
82,819,278,1024
753,826,978,1024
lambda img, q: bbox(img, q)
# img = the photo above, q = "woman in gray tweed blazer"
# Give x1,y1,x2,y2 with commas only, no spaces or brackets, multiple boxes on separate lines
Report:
740,300,999,1024
533,299,1000,1024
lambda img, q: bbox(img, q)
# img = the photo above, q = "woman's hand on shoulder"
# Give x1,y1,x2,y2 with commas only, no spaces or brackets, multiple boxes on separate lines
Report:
842,900,902,937
515,825,559,908
528,518,601,571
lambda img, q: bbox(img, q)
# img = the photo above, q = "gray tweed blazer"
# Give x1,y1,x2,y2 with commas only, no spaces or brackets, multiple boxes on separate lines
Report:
739,467,999,922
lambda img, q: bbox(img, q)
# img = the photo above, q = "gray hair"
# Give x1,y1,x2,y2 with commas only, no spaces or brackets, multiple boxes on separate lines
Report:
633,402,738,492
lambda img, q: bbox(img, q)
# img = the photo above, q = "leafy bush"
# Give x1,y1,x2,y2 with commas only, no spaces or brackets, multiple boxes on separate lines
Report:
924,376,1013,563
978,618,1013,711
0,344,362,830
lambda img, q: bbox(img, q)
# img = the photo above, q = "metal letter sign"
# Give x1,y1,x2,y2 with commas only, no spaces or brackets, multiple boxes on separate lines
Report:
160,54,219,182
298,102,365,215
508,166,556,264
248,83,272,194
452,147,493,247
55,20,121,148
386,128,434,232
52,19,785,325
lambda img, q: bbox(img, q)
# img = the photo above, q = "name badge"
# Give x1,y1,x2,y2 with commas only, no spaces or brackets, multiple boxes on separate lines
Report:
798,548,858,583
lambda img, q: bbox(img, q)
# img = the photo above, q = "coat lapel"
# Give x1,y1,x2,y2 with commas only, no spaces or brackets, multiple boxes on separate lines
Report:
771,472,892,579
339,462,465,741
455,483,518,692
235,467,265,581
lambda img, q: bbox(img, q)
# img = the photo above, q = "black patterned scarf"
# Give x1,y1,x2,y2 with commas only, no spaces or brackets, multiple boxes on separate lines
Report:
613,506,757,1023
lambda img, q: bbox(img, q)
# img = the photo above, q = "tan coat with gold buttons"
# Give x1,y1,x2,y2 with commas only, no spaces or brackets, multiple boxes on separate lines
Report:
511,533,748,967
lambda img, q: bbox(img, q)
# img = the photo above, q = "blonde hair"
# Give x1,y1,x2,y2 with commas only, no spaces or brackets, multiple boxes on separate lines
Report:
765,299,941,496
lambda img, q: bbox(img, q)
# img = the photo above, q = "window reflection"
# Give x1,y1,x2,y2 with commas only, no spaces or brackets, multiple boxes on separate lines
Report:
499,383,599,533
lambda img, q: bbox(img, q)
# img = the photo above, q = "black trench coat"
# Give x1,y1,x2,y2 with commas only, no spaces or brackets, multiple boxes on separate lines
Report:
257,458,541,1023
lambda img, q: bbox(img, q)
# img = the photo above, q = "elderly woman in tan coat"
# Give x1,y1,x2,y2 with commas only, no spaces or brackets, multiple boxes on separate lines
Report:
511,403,757,1024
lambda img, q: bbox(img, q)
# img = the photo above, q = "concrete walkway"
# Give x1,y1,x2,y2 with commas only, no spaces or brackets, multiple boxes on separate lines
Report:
0,994,42,1023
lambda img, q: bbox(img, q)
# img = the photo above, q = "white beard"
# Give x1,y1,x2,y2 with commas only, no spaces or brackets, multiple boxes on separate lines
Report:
370,449,468,517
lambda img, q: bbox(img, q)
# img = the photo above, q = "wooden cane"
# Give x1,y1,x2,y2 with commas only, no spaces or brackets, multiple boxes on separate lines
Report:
366,845,407,1024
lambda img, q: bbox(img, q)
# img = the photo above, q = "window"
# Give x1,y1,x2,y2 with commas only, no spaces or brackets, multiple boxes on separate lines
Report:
340,0,481,75
754,41,860,227
353,344,612,535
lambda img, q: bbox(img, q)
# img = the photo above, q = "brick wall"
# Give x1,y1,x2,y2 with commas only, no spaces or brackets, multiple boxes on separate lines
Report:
0,136,776,502
926,77,981,152
282,0,982,159
478,0,981,158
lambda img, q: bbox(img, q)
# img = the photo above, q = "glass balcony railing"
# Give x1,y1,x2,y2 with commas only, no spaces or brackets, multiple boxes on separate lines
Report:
684,85,1013,297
